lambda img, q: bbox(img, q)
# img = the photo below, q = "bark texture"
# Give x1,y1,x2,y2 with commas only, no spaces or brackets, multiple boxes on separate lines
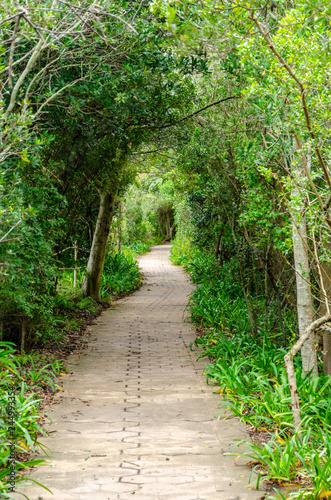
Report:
21,321,27,353
292,214,316,374
82,190,116,299
320,257,331,375
292,137,317,375
323,329,331,375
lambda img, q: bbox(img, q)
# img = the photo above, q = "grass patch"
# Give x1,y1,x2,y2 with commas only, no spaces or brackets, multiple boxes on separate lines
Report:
100,251,142,300
171,236,331,500
0,342,51,498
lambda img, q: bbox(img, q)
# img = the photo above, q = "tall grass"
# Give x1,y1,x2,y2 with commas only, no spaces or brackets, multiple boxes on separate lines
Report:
0,342,51,498
99,251,141,299
59,249,142,302
171,236,331,500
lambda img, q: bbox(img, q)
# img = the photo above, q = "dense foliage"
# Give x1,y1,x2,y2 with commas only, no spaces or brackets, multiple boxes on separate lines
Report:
2,0,331,498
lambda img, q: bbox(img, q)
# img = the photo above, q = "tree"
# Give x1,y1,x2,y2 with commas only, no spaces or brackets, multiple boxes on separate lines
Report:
2,0,192,335
0,0,138,246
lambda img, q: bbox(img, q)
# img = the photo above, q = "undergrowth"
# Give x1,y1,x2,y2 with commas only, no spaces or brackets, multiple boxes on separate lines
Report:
123,241,151,255
122,235,164,256
0,342,54,499
59,249,142,302
101,251,141,299
171,236,331,500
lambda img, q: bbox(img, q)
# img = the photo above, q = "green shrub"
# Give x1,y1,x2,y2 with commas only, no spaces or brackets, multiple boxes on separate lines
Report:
170,235,194,267
100,251,141,299
123,241,151,255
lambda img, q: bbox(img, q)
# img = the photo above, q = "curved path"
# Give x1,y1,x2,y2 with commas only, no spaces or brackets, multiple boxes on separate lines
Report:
18,245,263,500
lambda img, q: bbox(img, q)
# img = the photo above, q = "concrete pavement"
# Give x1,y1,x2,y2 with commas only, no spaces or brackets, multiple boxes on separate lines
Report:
14,245,264,500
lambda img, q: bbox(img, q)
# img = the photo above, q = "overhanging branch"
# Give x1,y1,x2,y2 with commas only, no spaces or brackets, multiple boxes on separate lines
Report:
178,95,241,123
140,95,242,131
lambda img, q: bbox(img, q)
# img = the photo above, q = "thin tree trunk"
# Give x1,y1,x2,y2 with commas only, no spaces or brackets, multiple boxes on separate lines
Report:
292,137,317,375
265,254,287,346
21,321,27,353
323,329,331,375
169,223,175,240
73,240,78,288
320,252,331,375
239,260,256,335
117,202,122,254
264,262,288,346
165,212,171,240
284,314,331,431
82,190,116,299
215,231,222,261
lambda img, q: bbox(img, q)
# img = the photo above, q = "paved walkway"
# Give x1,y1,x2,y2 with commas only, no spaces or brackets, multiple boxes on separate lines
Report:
17,245,263,500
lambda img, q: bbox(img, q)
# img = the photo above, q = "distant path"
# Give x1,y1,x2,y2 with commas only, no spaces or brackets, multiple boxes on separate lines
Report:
18,245,263,500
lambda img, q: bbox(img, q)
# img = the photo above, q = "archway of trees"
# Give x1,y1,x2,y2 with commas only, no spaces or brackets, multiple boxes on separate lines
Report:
1,1,331,498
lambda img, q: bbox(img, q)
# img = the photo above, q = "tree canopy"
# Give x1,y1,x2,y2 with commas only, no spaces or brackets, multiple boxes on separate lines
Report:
2,1,331,497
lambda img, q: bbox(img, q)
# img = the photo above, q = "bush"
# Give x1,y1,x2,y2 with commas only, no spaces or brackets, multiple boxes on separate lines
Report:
170,235,194,267
100,251,142,300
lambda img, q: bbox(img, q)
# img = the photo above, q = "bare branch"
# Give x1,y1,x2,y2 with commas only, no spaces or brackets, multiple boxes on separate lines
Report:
5,39,44,118
8,14,21,89
21,13,45,41
131,150,176,160
34,73,91,119
58,0,139,34
144,96,241,131
0,219,22,244
284,313,331,431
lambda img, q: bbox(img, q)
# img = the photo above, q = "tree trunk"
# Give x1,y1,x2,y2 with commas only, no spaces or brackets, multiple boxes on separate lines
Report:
215,231,222,262
238,260,256,335
169,223,175,240
165,212,171,240
320,249,331,375
117,201,122,254
265,254,287,346
21,320,27,353
292,137,317,375
73,240,78,288
82,190,116,299
323,328,331,375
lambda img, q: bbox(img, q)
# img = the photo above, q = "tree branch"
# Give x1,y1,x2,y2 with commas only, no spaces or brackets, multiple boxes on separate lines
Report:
8,14,21,89
33,73,91,119
146,95,241,131
179,95,241,123
5,39,44,118
284,314,331,431
0,219,22,244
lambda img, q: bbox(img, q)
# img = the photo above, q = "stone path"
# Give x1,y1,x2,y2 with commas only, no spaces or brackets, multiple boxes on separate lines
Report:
16,245,264,500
